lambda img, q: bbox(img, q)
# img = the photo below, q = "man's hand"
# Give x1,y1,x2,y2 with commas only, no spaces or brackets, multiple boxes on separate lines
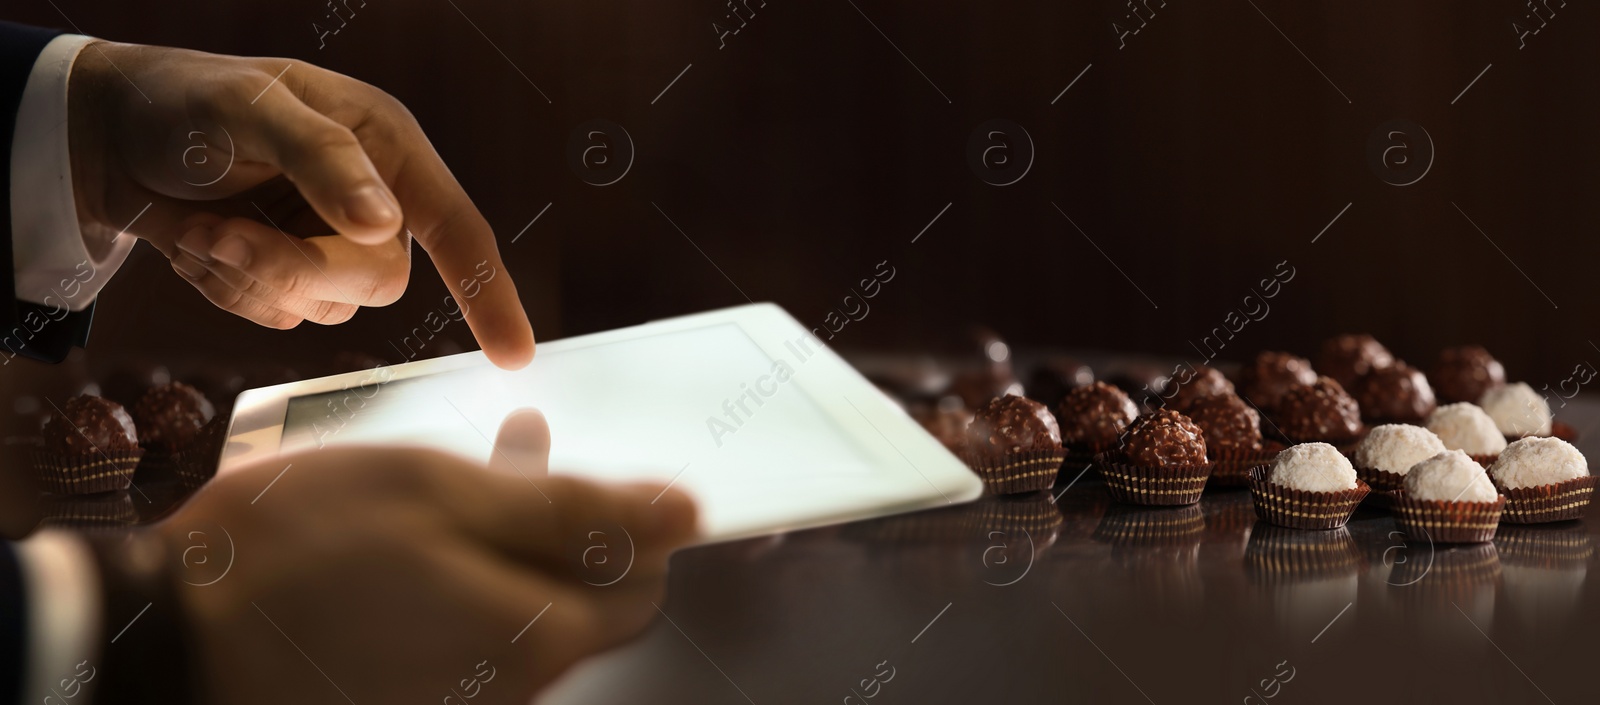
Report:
68,41,535,369
155,419,696,704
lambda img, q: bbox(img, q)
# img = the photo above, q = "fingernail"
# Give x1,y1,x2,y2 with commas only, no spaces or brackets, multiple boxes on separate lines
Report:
345,185,399,227
211,235,252,269
175,226,212,261
171,253,206,281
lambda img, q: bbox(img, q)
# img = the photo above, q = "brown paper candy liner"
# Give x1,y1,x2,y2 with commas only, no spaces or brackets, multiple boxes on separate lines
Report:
1468,453,1499,469
1495,474,1597,524
1092,503,1205,548
1507,421,1582,444
1208,443,1278,488
1552,420,1579,442
1094,453,1212,506
1352,465,1405,494
174,416,231,490
1247,467,1369,530
1494,523,1595,569
1389,543,1500,604
963,492,1065,538
961,448,1064,496
38,492,138,531
1390,491,1505,544
1282,425,1368,452
1244,524,1365,583
844,492,1063,544
31,449,143,495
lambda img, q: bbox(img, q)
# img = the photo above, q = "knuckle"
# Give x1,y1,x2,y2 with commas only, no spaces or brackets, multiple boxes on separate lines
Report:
362,268,409,306
307,299,353,325
256,257,317,295
291,123,362,160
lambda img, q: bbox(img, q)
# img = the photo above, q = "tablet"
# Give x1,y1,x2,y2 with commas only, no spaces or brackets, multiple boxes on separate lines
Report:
221,303,982,542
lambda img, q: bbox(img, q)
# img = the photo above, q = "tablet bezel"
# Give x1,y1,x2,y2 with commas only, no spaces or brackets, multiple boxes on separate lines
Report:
220,303,983,541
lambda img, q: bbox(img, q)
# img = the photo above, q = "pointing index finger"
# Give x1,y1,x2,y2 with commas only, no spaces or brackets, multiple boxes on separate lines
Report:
409,205,535,370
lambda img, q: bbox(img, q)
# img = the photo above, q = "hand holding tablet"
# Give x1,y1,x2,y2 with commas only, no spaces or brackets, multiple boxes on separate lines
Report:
223,304,982,542
164,430,695,704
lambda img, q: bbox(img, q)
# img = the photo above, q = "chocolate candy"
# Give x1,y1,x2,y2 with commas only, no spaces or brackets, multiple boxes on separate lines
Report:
966,394,1061,454
1183,392,1263,455
1122,409,1208,466
1354,362,1437,424
100,362,172,409
132,382,217,453
1237,351,1318,412
185,366,245,414
1058,381,1139,450
1278,376,1363,442
949,367,1023,410
1025,356,1093,411
42,395,139,455
1316,334,1394,389
968,326,1013,368
1167,364,1234,411
909,396,972,454
1431,345,1506,404
1104,363,1169,400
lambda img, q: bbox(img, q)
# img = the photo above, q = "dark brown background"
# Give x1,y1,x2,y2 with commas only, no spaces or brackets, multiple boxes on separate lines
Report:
4,0,1597,384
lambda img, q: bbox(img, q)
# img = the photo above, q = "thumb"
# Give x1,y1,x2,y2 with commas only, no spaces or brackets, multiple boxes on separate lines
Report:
489,408,551,478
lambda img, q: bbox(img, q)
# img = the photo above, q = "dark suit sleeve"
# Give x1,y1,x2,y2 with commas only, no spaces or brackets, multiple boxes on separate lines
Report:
0,543,26,705
0,21,95,365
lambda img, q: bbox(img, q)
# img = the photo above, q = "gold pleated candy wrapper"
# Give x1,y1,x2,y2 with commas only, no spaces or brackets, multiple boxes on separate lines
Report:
1244,524,1365,583
961,448,1064,496
1094,453,1213,506
1247,466,1369,530
1207,443,1279,488
843,492,1062,544
1277,424,1367,453
1553,420,1580,442
1351,464,1404,510
174,416,232,491
31,450,144,495
1390,490,1505,544
1494,523,1595,569
1468,453,1499,469
962,493,1065,537
1388,543,1501,607
1352,465,1404,493
1494,474,1597,525
1091,503,1205,548
37,492,138,531
1509,420,1581,444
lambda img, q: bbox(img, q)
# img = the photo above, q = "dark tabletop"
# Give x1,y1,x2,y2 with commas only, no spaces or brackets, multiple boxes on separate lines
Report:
28,360,1600,705
534,399,1600,705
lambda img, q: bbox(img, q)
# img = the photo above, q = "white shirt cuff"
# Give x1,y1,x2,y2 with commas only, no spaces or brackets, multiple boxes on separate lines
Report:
10,33,133,312
14,531,102,705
